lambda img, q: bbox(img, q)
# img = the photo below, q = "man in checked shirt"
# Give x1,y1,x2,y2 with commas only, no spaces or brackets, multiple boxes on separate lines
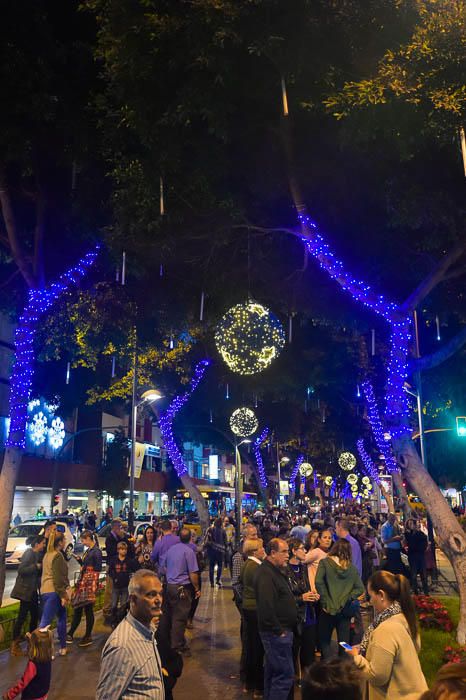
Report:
97,569,165,699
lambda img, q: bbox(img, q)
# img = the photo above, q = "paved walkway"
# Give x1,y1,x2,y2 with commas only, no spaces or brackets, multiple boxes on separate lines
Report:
0,580,247,699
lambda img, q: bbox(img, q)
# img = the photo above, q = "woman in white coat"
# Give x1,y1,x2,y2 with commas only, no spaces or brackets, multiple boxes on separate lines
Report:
346,570,427,700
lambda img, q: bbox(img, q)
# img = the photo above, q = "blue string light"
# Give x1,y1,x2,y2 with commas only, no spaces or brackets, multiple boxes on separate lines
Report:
361,381,398,473
298,214,412,434
158,359,211,477
253,427,269,488
356,438,380,484
288,454,304,490
6,246,100,449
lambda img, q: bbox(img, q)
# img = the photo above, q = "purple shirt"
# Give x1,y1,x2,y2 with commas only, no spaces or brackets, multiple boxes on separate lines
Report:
346,533,362,577
150,534,180,575
165,542,199,585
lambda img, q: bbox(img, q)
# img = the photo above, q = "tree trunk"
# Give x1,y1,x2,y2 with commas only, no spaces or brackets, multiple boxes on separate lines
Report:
393,435,466,644
0,447,24,604
392,470,413,521
180,473,210,533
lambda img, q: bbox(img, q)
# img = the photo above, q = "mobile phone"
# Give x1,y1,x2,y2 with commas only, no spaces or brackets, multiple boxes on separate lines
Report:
339,642,352,651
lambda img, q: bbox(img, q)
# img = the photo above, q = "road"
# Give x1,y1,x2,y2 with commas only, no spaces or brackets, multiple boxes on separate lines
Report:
0,577,262,699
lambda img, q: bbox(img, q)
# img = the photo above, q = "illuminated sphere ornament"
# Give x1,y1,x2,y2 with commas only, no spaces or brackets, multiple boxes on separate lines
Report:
338,451,357,471
366,483,373,491
347,473,359,485
230,407,258,437
350,484,358,492
215,301,285,375
299,462,313,477
362,476,371,485
324,476,333,487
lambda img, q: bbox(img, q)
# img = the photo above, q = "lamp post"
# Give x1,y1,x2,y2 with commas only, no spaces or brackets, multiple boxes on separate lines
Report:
276,446,289,506
235,439,251,542
129,388,163,532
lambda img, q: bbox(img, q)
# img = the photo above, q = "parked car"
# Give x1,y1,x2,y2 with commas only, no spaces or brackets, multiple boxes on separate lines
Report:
5,520,75,565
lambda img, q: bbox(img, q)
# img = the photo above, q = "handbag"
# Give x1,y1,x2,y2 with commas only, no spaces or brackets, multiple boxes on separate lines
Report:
71,567,99,608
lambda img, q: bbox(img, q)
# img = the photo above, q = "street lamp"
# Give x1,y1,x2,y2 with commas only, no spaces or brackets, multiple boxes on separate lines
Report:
235,439,251,542
276,454,290,506
128,388,163,532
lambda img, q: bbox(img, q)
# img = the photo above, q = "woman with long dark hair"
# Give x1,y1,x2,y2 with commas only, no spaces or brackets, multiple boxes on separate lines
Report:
67,529,102,647
346,570,428,699
136,525,157,571
315,538,364,659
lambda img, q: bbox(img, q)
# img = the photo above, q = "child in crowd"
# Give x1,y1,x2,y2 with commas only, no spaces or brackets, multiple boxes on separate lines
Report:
3,627,53,700
108,541,138,628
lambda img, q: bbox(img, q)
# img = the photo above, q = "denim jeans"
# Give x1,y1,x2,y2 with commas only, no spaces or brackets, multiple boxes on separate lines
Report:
260,629,294,700
39,592,67,648
409,553,429,594
13,594,39,640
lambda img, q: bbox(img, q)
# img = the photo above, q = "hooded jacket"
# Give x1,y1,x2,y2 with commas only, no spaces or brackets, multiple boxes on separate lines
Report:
315,556,364,615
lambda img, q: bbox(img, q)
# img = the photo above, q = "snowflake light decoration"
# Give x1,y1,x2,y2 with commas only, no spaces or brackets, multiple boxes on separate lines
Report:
28,412,48,446
338,451,357,471
48,417,65,450
215,301,285,375
347,473,359,485
299,461,313,477
230,407,258,437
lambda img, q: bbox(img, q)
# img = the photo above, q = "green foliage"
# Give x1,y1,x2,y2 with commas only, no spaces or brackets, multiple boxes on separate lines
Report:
324,1,466,134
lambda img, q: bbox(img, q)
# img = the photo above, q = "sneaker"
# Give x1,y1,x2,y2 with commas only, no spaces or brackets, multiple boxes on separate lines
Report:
58,648,67,656
216,581,222,587
78,637,93,648
66,634,74,644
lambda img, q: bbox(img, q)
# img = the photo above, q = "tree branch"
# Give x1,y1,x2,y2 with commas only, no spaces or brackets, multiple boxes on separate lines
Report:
0,163,35,288
410,326,466,373
399,241,466,315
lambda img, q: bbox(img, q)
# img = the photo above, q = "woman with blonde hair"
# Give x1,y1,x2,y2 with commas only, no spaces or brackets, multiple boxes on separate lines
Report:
39,532,71,656
315,538,364,659
346,570,428,699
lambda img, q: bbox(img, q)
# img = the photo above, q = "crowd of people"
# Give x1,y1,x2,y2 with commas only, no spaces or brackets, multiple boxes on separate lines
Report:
4,504,465,700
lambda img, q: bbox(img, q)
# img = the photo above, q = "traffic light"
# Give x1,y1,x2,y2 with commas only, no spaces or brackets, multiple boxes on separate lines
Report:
456,416,466,437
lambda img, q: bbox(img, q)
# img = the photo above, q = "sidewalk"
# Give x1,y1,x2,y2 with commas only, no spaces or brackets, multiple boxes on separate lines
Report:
0,581,248,699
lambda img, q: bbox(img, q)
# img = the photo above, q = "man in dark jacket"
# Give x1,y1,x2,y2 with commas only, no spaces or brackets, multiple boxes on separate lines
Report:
254,538,297,700
10,535,46,655
405,518,429,595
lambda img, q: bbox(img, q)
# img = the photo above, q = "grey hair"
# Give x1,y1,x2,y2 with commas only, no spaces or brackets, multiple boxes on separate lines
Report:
128,568,160,596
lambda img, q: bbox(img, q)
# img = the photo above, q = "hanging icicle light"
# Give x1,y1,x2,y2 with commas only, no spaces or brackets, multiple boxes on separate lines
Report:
338,451,357,471
214,301,285,375
230,407,258,437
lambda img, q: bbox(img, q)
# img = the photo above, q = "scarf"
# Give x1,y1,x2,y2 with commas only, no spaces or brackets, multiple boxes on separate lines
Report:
359,601,402,657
